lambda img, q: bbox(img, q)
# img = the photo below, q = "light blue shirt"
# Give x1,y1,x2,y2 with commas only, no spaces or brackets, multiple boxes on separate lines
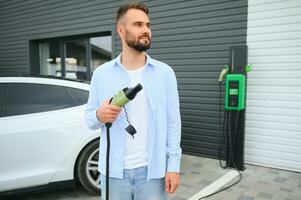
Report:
85,53,182,180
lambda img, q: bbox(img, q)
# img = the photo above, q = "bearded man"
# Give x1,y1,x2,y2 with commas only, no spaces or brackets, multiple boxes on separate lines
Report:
85,2,182,200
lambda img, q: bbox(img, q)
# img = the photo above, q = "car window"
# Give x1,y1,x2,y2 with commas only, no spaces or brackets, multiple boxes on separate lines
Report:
0,83,5,116
66,87,89,106
2,83,76,117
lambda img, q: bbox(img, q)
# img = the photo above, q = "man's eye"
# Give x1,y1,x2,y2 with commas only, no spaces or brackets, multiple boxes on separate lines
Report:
134,23,142,27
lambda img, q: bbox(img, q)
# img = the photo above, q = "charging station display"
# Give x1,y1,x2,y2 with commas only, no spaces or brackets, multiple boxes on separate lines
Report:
225,74,245,111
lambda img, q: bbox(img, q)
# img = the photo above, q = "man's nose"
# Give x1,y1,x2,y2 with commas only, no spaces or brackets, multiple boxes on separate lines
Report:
142,25,150,34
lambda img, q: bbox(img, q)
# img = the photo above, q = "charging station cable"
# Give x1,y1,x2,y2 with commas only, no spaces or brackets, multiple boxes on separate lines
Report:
197,83,242,200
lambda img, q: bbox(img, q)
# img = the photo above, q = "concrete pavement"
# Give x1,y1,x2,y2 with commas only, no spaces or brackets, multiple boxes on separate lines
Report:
5,154,301,200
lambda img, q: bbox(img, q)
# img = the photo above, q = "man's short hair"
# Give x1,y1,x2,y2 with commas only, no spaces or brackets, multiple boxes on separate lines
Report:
116,2,149,24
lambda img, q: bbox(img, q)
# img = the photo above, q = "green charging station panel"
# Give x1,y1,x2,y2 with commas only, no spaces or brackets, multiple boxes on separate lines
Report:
225,74,245,110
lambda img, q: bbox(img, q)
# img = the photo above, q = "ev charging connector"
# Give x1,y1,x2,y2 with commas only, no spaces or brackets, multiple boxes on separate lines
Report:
104,83,143,200
110,84,143,107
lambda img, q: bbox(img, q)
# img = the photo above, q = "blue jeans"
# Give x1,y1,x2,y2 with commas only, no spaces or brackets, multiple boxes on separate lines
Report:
100,166,167,200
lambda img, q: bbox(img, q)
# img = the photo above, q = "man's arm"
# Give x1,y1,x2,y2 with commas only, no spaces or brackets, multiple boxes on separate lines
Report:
85,72,122,130
165,68,182,193
85,73,104,130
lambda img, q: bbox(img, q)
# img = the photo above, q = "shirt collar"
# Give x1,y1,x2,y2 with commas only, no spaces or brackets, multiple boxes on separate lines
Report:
114,52,155,68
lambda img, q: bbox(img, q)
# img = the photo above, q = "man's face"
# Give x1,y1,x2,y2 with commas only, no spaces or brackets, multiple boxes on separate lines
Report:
119,9,152,52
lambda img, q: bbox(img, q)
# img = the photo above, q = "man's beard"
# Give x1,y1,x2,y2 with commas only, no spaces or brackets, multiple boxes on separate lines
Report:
125,30,151,52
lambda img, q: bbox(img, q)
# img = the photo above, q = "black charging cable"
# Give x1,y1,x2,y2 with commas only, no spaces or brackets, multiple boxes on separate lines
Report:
218,83,228,169
104,106,134,200
102,84,142,200
198,83,242,200
104,123,111,200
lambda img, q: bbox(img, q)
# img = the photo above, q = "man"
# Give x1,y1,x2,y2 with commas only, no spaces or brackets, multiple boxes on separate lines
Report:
85,2,181,200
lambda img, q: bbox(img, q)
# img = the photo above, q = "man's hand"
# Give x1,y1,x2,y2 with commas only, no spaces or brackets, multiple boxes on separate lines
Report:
165,172,180,193
96,100,122,123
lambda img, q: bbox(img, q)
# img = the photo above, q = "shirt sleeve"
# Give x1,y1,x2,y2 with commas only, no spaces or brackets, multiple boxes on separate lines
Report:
85,72,104,130
166,68,182,173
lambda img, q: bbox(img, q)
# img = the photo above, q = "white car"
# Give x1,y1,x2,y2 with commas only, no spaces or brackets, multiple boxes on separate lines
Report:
0,76,101,197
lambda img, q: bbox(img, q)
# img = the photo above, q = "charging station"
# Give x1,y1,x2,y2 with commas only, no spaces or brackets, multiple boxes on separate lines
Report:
219,45,249,171
196,46,251,199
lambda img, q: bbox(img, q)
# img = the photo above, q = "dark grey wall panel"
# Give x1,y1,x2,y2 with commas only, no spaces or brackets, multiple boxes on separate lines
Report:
0,0,248,158
0,0,127,74
141,0,247,159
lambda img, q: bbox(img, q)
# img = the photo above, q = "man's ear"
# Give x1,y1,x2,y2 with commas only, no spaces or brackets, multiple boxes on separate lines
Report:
116,24,125,39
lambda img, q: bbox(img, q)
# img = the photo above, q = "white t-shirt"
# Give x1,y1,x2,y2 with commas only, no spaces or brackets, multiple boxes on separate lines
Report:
123,66,150,169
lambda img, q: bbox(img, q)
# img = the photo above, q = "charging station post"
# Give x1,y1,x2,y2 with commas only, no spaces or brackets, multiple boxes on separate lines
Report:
219,46,249,171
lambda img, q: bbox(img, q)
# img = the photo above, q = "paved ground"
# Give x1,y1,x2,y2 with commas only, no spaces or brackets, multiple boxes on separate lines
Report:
5,154,301,200
169,155,301,200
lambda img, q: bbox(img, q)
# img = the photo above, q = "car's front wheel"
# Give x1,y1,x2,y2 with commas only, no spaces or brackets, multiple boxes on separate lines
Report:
76,139,100,195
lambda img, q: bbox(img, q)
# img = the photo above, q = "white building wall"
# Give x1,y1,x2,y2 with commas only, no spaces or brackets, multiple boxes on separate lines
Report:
246,0,301,172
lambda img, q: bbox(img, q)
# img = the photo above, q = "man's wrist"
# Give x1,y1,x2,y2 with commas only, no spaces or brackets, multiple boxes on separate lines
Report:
96,108,102,123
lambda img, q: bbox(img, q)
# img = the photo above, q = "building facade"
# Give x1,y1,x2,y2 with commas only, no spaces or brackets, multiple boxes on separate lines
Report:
0,0,300,172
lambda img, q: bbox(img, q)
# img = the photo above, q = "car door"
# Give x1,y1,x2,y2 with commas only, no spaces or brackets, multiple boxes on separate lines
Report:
0,82,86,192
